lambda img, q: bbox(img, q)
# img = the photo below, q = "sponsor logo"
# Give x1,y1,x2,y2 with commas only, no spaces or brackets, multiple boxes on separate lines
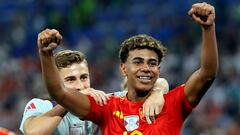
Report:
113,111,124,119
25,102,36,112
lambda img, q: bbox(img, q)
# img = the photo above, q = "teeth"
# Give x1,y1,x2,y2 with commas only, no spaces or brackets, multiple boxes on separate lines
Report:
139,76,150,80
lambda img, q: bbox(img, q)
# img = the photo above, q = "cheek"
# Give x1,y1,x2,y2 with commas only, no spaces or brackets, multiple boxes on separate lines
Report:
64,82,75,89
153,67,160,74
83,81,90,88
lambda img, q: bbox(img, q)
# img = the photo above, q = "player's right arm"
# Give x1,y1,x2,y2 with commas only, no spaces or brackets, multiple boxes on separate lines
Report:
37,29,91,118
23,104,66,135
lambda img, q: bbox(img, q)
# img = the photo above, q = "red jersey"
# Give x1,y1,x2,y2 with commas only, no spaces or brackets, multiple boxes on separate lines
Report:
86,85,194,135
0,127,17,135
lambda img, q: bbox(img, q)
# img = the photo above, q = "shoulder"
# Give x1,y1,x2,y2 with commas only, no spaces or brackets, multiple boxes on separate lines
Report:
19,98,53,133
164,84,193,109
108,90,127,97
109,94,124,101
164,84,185,98
23,98,54,115
108,95,130,108
27,98,50,104
25,98,52,109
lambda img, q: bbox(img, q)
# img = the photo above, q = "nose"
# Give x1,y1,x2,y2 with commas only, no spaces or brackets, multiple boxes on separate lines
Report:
140,63,150,72
74,79,84,90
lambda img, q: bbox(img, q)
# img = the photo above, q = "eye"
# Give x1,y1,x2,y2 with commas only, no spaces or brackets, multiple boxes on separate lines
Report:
80,74,89,81
65,77,76,82
133,60,143,66
148,61,158,67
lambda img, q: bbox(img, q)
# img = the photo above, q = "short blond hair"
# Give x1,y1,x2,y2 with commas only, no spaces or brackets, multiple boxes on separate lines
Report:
54,50,88,70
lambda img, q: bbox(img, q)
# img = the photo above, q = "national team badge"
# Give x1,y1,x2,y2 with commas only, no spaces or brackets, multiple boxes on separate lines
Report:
124,115,139,131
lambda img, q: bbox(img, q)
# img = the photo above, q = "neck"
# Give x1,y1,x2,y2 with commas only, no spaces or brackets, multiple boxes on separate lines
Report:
127,89,152,102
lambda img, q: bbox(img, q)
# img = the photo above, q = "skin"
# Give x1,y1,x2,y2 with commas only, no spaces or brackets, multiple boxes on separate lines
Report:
36,2,218,133
60,63,90,90
120,49,160,102
185,2,218,106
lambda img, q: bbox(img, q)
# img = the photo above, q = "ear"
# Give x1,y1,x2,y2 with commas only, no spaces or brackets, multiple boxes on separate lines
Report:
157,65,161,75
120,63,127,76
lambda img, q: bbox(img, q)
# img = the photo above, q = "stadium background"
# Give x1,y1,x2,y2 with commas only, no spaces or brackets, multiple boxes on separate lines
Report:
0,0,240,134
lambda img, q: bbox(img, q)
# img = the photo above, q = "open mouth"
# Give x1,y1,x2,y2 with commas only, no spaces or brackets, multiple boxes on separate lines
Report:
137,75,152,83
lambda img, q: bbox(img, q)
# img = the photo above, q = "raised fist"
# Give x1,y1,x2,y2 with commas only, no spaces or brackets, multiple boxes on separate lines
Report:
188,2,215,28
37,28,62,52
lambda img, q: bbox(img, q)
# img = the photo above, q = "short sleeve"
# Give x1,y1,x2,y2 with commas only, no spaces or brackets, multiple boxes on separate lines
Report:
179,85,195,119
19,98,53,133
167,84,194,120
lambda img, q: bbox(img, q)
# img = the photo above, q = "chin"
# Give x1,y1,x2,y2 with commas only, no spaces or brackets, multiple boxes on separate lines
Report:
136,85,153,92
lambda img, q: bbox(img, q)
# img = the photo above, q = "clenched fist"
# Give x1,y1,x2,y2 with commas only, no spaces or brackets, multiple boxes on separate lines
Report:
37,28,62,53
188,2,215,28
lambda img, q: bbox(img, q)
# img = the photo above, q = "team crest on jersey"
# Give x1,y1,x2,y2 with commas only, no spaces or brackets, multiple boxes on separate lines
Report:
124,115,139,131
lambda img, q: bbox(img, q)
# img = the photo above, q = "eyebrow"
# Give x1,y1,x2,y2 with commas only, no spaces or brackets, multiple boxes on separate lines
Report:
132,57,144,61
64,73,89,79
80,74,89,77
132,57,158,62
148,59,158,62
64,76,76,80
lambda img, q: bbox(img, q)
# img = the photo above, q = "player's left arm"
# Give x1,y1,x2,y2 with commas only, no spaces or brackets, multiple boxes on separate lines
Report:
184,2,218,107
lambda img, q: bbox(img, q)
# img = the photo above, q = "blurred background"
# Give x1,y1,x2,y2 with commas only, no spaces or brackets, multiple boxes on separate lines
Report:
0,0,240,134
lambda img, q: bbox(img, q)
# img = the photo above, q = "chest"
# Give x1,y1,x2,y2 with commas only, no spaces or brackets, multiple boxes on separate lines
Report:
56,113,88,135
102,100,183,135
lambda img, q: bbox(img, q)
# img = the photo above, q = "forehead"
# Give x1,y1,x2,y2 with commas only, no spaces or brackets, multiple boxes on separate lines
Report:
59,63,89,77
127,49,158,61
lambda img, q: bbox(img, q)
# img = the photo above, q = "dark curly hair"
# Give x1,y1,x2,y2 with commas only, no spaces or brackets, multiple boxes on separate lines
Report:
119,34,167,63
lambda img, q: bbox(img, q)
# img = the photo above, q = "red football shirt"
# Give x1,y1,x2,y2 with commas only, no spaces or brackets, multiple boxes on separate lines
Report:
86,85,194,135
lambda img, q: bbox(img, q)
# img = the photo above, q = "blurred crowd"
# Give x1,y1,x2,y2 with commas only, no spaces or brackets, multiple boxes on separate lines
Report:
0,0,240,134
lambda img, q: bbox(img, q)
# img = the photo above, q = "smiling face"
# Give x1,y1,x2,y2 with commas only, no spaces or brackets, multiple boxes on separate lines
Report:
120,49,160,93
59,62,90,91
